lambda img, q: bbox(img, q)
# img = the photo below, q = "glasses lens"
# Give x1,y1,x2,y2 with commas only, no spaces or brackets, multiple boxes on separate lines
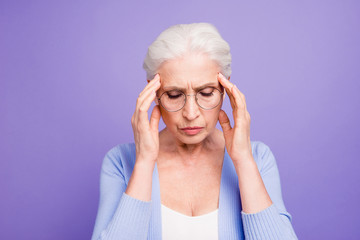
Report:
196,87,222,109
160,90,185,111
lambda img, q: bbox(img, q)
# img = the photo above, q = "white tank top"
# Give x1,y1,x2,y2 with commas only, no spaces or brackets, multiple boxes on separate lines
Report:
161,204,219,240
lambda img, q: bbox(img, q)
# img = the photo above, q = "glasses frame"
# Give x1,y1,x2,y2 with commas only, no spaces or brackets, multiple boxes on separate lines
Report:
158,87,224,112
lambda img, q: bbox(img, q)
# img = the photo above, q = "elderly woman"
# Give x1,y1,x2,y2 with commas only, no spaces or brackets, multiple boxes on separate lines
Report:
91,23,298,240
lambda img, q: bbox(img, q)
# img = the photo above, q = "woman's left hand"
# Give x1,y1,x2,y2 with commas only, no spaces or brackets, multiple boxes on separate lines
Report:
217,72,253,166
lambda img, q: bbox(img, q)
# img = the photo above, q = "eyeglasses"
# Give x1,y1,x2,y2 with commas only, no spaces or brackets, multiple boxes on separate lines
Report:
158,87,224,112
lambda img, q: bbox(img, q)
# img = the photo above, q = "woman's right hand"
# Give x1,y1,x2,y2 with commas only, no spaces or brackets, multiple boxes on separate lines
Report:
131,73,162,166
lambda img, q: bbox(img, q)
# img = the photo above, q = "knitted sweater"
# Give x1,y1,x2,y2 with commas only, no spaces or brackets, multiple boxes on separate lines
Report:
91,141,298,240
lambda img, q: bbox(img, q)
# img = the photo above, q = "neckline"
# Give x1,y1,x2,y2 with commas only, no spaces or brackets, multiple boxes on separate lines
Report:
143,142,243,239
161,203,219,219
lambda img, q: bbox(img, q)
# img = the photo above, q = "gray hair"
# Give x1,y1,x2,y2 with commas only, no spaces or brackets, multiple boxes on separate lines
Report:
142,22,232,80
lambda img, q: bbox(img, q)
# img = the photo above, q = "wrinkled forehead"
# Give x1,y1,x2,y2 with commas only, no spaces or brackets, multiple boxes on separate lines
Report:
158,53,221,90
161,76,220,91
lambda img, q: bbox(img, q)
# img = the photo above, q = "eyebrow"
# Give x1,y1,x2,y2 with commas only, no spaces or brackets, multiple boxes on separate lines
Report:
162,82,219,91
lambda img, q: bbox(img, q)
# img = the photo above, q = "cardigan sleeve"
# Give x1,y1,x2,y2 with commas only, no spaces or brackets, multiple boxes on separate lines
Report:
241,142,298,240
91,145,152,240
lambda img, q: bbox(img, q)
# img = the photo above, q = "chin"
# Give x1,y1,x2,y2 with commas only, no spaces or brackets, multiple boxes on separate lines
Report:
175,131,209,145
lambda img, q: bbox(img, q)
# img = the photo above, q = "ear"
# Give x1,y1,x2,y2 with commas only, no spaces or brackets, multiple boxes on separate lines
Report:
147,79,150,83
228,76,231,81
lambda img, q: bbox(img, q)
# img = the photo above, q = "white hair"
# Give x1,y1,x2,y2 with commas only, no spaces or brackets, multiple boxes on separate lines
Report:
142,22,232,80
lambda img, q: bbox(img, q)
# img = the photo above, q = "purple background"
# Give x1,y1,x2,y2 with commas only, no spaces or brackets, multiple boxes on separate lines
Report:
1,1,359,239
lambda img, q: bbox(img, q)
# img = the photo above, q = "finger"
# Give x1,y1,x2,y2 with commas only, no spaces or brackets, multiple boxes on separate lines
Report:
218,73,243,112
218,109,232,134
217,72,235,92
218,73,236,108
137,88,159,124
132,74,160,135
149,105,161,132
229,85,246,122
139,74,160,97
231,85,248,116
225,87,236,109
147,73,160,82
145,74,160,89
137,79,161,104
231,85,245,110
134,77,161,121
236,87,248,112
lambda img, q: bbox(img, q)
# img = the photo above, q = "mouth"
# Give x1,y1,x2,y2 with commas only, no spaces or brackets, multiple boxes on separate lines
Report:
179,126,204,135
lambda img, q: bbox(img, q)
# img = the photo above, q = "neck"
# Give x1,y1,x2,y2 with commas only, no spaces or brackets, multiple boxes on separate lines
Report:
175,137,210,157
159,127,223,166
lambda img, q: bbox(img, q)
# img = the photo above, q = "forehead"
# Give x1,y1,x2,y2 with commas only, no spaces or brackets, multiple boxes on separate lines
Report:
158,53,220,89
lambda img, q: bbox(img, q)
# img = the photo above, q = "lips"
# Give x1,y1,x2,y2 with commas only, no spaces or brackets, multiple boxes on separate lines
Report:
180,127,203,130
180,126,204,135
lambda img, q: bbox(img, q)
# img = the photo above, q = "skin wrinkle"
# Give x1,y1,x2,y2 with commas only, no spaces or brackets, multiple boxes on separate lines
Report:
157,52,223,157
154,52,227,217
161,82,220,92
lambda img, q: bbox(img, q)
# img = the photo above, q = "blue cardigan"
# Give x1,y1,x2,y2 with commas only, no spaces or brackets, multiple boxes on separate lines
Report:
91,141,298,240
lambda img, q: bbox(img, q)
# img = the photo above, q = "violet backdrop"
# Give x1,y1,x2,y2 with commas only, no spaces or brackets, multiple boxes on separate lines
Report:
1,0,359,239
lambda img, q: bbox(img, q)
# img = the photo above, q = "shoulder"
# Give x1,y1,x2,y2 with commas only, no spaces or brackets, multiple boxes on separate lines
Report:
250,140,278,174
101,143,136,181
250,140,272,158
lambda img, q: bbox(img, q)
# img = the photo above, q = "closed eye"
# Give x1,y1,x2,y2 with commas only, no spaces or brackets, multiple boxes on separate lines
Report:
198,87,215,97
166,90,183,99
168,93,182,99
199,91,214,97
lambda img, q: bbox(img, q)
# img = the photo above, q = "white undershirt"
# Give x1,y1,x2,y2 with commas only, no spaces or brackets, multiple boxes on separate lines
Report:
161,204,219,240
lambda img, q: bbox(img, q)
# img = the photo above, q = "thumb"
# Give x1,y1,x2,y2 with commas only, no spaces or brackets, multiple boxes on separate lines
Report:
219,110,232,134
150,105,161,132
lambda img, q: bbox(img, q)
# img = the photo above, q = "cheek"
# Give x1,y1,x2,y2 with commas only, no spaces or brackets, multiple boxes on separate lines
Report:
160,109,179,128
159,108,169,123
204,109,220,127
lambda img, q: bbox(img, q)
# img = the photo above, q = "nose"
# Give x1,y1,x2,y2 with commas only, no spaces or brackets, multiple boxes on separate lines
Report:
182,94,200,121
